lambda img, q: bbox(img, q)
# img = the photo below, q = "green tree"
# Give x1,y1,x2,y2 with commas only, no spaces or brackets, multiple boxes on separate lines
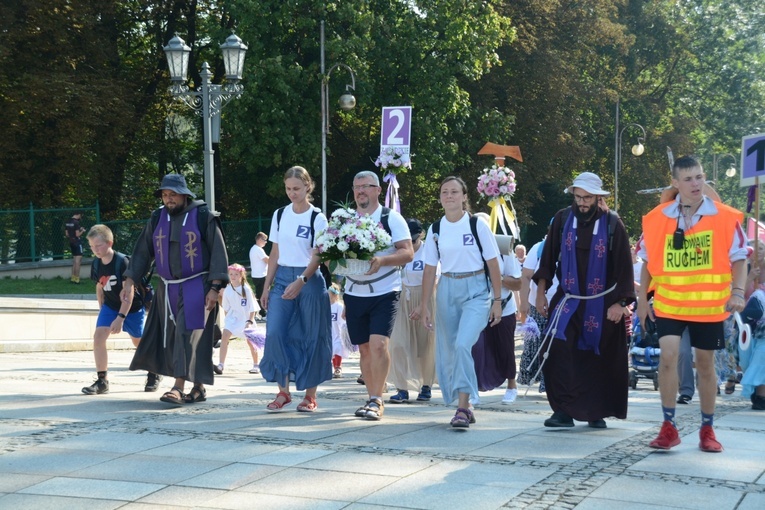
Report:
220,0,513,223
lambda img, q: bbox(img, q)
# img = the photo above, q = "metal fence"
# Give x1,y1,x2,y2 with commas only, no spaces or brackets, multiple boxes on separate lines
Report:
0,204,272,266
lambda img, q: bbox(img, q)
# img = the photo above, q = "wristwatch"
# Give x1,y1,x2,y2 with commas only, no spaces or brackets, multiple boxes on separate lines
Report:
210,282,223,292
117,312,127,319
619,299,628,307
297,275,308,283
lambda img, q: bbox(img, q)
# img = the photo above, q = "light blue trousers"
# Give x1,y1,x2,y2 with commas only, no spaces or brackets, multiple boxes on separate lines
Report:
434,274,491,405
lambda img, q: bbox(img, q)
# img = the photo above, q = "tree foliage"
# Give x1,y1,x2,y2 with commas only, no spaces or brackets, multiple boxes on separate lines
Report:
1,0,763,244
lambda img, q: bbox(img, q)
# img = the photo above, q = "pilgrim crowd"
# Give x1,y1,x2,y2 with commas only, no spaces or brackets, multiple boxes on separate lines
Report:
79,158,765,453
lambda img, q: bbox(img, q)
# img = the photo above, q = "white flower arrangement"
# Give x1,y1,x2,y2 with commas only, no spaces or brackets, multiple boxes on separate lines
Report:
476,164,517,202
315,207,393,272
374,147,411,171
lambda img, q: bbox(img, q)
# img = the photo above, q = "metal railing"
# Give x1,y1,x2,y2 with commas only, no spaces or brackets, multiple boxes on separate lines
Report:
0,204,271,266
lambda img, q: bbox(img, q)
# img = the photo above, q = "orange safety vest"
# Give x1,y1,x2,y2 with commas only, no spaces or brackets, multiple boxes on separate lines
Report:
642,201,743,322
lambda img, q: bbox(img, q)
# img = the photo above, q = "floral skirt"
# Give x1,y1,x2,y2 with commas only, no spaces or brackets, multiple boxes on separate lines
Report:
517,305,546,389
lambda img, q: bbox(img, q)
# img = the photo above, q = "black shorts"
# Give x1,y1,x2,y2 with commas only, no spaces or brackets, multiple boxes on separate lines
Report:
655,317,725,350
69,241,83,257
344,291,400,345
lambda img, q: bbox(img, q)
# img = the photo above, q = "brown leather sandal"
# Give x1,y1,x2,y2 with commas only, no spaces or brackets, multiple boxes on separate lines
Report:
159,386,185,405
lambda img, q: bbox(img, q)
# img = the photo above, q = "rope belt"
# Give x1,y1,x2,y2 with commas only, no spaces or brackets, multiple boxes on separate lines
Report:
161,271,209,348
345,269,397,293
522,283,617,397
441,269,485,279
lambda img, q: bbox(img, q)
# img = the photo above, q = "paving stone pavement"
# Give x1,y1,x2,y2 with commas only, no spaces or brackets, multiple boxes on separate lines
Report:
0,337,764,509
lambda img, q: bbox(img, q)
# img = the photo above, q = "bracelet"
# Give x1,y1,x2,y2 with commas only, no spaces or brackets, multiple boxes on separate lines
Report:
733,287,744,291
732,292,745,299
245,319,253,324
117,312,126,319
493,297,502,301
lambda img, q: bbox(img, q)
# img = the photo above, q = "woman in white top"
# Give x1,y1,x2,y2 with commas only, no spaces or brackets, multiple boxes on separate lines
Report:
414,176,504,428
215,264,259,374
260,166,332,413
388,218,437,403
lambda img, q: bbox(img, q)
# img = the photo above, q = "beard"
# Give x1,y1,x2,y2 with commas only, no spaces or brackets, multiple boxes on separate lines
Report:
164,199,187,216
574,204,597,223
355,196,370,210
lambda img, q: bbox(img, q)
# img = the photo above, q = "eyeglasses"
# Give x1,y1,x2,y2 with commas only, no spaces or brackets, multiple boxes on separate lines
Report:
352,184,379,191
573,194,595,203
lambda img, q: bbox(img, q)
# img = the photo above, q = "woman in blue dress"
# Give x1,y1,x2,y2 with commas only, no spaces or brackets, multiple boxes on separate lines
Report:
260,166,332,412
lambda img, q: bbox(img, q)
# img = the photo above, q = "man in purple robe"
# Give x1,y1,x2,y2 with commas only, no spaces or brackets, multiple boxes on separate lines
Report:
533,172,634,428
122,174,229,405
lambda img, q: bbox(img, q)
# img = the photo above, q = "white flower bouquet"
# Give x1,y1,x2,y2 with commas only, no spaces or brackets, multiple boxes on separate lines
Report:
315,207,393,274
375,147,411,172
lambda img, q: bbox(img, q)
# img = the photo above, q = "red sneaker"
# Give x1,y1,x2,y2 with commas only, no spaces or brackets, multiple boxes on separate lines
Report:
649,420,680,450
699,425,723,453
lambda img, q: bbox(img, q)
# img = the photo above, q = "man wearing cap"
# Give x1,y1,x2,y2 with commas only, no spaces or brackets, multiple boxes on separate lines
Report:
121,174,229,405
533,172,634,428
637,156,747,452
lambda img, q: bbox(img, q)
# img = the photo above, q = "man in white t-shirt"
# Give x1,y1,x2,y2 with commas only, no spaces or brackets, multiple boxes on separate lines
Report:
344,171,414,421
249,232,269,320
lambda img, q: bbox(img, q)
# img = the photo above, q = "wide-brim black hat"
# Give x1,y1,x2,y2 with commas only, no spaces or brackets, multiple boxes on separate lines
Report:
154,174,196,198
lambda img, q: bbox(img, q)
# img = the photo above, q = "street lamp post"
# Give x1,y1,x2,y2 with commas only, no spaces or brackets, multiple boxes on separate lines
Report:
614,100,646,214
320,20,357,214
163,33,248,212
712,153,738,182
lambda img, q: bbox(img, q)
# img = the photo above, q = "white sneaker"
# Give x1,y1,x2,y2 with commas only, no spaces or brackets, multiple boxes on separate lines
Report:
502,388,518,404
249,364,260,374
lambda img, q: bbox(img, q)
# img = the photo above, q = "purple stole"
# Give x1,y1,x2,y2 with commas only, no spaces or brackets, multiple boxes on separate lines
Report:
153,207,206,330
549,210,608,354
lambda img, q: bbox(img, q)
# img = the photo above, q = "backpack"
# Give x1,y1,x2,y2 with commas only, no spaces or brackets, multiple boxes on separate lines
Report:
275,206,392,289
276,205,327,287
556,206,620,262
150,204,217,240
275,205,392,241
92,252,154,310
431,214,491,285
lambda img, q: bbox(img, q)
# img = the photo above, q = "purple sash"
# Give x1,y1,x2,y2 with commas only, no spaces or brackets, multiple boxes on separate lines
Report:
549,211,608,354
152,207,206,330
